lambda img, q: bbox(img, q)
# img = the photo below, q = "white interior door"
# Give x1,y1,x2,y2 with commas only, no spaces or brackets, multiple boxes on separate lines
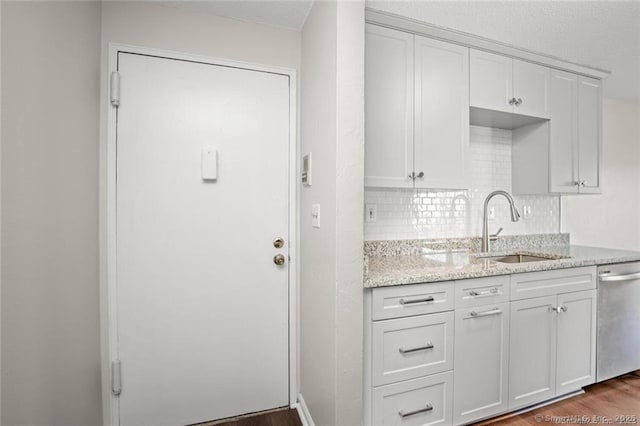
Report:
114,52,290,426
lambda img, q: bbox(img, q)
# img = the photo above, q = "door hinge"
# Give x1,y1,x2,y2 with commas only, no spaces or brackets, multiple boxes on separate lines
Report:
112,359,122,396
110,71,120,107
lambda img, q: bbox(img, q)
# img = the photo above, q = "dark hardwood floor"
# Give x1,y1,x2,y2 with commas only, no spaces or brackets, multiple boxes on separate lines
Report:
191,372,639,426
194,407,302,426
477,371,640,425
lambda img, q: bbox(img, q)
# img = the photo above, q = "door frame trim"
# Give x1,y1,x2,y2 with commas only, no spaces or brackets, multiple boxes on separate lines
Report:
99,43,298,426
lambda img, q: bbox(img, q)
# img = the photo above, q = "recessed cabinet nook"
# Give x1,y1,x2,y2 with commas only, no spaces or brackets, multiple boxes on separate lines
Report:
363,10,610,426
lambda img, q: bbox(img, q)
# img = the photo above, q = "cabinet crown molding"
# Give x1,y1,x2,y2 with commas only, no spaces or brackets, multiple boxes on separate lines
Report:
365,8,611,80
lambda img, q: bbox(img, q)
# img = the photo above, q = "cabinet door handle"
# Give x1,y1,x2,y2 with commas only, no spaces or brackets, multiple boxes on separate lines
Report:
468,308,502,318
399,296,435,305
515,97,523,106
580,180,587,187
508,97,516,105
468,288,500,297
398,403,433,418
398,342,434,354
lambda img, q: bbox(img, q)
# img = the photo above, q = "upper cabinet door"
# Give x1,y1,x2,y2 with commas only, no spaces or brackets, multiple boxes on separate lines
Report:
577,76,602,193
470,49,513,113
364,24,414,188
513,60,550,118
549,69,579,193
414,36,470,189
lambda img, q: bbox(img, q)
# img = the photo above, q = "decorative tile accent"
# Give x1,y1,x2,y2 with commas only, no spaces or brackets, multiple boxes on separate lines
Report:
364,126,560,241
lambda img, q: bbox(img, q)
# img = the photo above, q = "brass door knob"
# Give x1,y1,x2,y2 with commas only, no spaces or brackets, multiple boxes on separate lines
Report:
273,238,285,249
273,254,286,266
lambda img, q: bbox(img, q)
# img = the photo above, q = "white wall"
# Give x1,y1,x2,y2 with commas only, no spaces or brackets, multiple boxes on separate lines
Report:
561,99,640,250
1,2,102,425
299,1,364,424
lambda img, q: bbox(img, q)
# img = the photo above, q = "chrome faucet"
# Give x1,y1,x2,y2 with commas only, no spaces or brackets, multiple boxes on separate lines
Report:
482,190,521,252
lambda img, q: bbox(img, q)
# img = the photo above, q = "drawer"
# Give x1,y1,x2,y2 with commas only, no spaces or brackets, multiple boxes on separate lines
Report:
372,311,454,386
372,371,453,426
454,275,510,308
371,282,454,320
511,266,596,300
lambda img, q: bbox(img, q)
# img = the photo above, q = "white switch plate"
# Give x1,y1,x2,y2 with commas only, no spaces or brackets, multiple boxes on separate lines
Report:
365,204,377,222
311,204,320,228
201,147,217,180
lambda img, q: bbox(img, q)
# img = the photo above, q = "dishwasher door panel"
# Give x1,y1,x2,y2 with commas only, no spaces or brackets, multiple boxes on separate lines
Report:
597,262,640,382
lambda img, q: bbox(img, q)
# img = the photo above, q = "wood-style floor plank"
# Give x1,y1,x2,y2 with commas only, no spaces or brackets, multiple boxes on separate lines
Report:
477,371,640,425
193,407,301,426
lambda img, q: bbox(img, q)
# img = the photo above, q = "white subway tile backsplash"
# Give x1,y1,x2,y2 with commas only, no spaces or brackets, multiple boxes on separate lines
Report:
364,126,560,241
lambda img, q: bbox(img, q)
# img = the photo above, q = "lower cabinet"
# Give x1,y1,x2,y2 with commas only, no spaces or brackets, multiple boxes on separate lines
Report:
372,372,453,426
454,302,510,425
509,290,596,410
365,267,597,425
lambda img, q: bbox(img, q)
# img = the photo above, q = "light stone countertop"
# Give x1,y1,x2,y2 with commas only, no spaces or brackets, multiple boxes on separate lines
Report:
364,245,640,288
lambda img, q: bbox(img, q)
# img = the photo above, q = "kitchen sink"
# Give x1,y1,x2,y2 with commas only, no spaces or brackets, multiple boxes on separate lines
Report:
487,254,560,263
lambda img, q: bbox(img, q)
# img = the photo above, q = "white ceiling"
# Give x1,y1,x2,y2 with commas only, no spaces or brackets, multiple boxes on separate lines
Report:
163,0,640,102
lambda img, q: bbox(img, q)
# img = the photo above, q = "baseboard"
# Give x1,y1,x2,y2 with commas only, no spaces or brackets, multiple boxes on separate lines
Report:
292,394,314,426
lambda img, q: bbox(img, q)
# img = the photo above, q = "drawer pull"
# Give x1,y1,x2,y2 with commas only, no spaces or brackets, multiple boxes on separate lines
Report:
468,308,502,318
469,288,500,297
398,403,433,418
399,296,435,305
398,341,434,354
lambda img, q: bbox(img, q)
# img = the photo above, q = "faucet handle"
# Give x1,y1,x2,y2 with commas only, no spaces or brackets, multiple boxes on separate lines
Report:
490,227,503,241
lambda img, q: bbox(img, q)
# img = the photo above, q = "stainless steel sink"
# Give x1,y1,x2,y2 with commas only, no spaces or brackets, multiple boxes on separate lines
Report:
487,254,557,263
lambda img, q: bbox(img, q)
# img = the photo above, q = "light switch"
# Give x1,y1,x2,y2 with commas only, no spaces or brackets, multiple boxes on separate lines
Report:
311,204,320,228
202,148,217,181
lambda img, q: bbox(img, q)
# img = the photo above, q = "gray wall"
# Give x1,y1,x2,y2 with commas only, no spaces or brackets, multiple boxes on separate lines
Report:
1,2,301,425
299,1,364,424
1,2,103,425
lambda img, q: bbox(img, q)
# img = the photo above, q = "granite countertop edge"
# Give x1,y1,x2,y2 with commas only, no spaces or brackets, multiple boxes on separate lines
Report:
364,245,640,288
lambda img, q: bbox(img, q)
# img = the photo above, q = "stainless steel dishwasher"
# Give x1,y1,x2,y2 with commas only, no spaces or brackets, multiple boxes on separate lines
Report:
596,261,640,382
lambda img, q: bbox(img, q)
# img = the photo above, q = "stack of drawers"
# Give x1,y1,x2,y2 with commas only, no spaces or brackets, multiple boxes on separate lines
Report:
364,281,454,425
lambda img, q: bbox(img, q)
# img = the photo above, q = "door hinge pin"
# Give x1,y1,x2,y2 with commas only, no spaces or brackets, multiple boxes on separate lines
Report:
110,71,120,107
112,359,122,396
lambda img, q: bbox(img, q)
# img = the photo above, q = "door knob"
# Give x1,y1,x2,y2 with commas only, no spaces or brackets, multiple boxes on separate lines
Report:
273,238,284,249
273,254,286,266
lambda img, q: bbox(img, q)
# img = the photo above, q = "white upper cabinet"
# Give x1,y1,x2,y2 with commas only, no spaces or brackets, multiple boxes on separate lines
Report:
414,35,470,190
364,24,414,189
470,49,550,119
549,70,602,194
365,25,470,190
577,77,602,193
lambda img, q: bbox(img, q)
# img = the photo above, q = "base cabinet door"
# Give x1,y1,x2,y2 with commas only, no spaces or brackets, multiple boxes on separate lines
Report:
556,290,597,394
454,303,510,425
372,371,453,426
508,296,557,410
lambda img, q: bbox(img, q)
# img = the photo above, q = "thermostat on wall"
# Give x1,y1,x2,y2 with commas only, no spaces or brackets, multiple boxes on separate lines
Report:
302,153,312,186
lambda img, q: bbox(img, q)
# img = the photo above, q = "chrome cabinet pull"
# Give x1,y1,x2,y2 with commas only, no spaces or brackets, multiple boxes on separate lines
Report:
550,305,568,313
398,342,434,354
515,97,523,106
468,288,500,297
398,403,433,418
408,172,425,180
468,308,502,318
508,98,516,105
399,296,435,305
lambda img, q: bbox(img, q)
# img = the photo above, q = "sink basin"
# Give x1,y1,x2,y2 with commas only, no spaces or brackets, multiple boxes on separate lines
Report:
487,254,558,263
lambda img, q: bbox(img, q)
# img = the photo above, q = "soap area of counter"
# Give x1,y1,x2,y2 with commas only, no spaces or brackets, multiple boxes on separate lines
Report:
364,233,640,287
